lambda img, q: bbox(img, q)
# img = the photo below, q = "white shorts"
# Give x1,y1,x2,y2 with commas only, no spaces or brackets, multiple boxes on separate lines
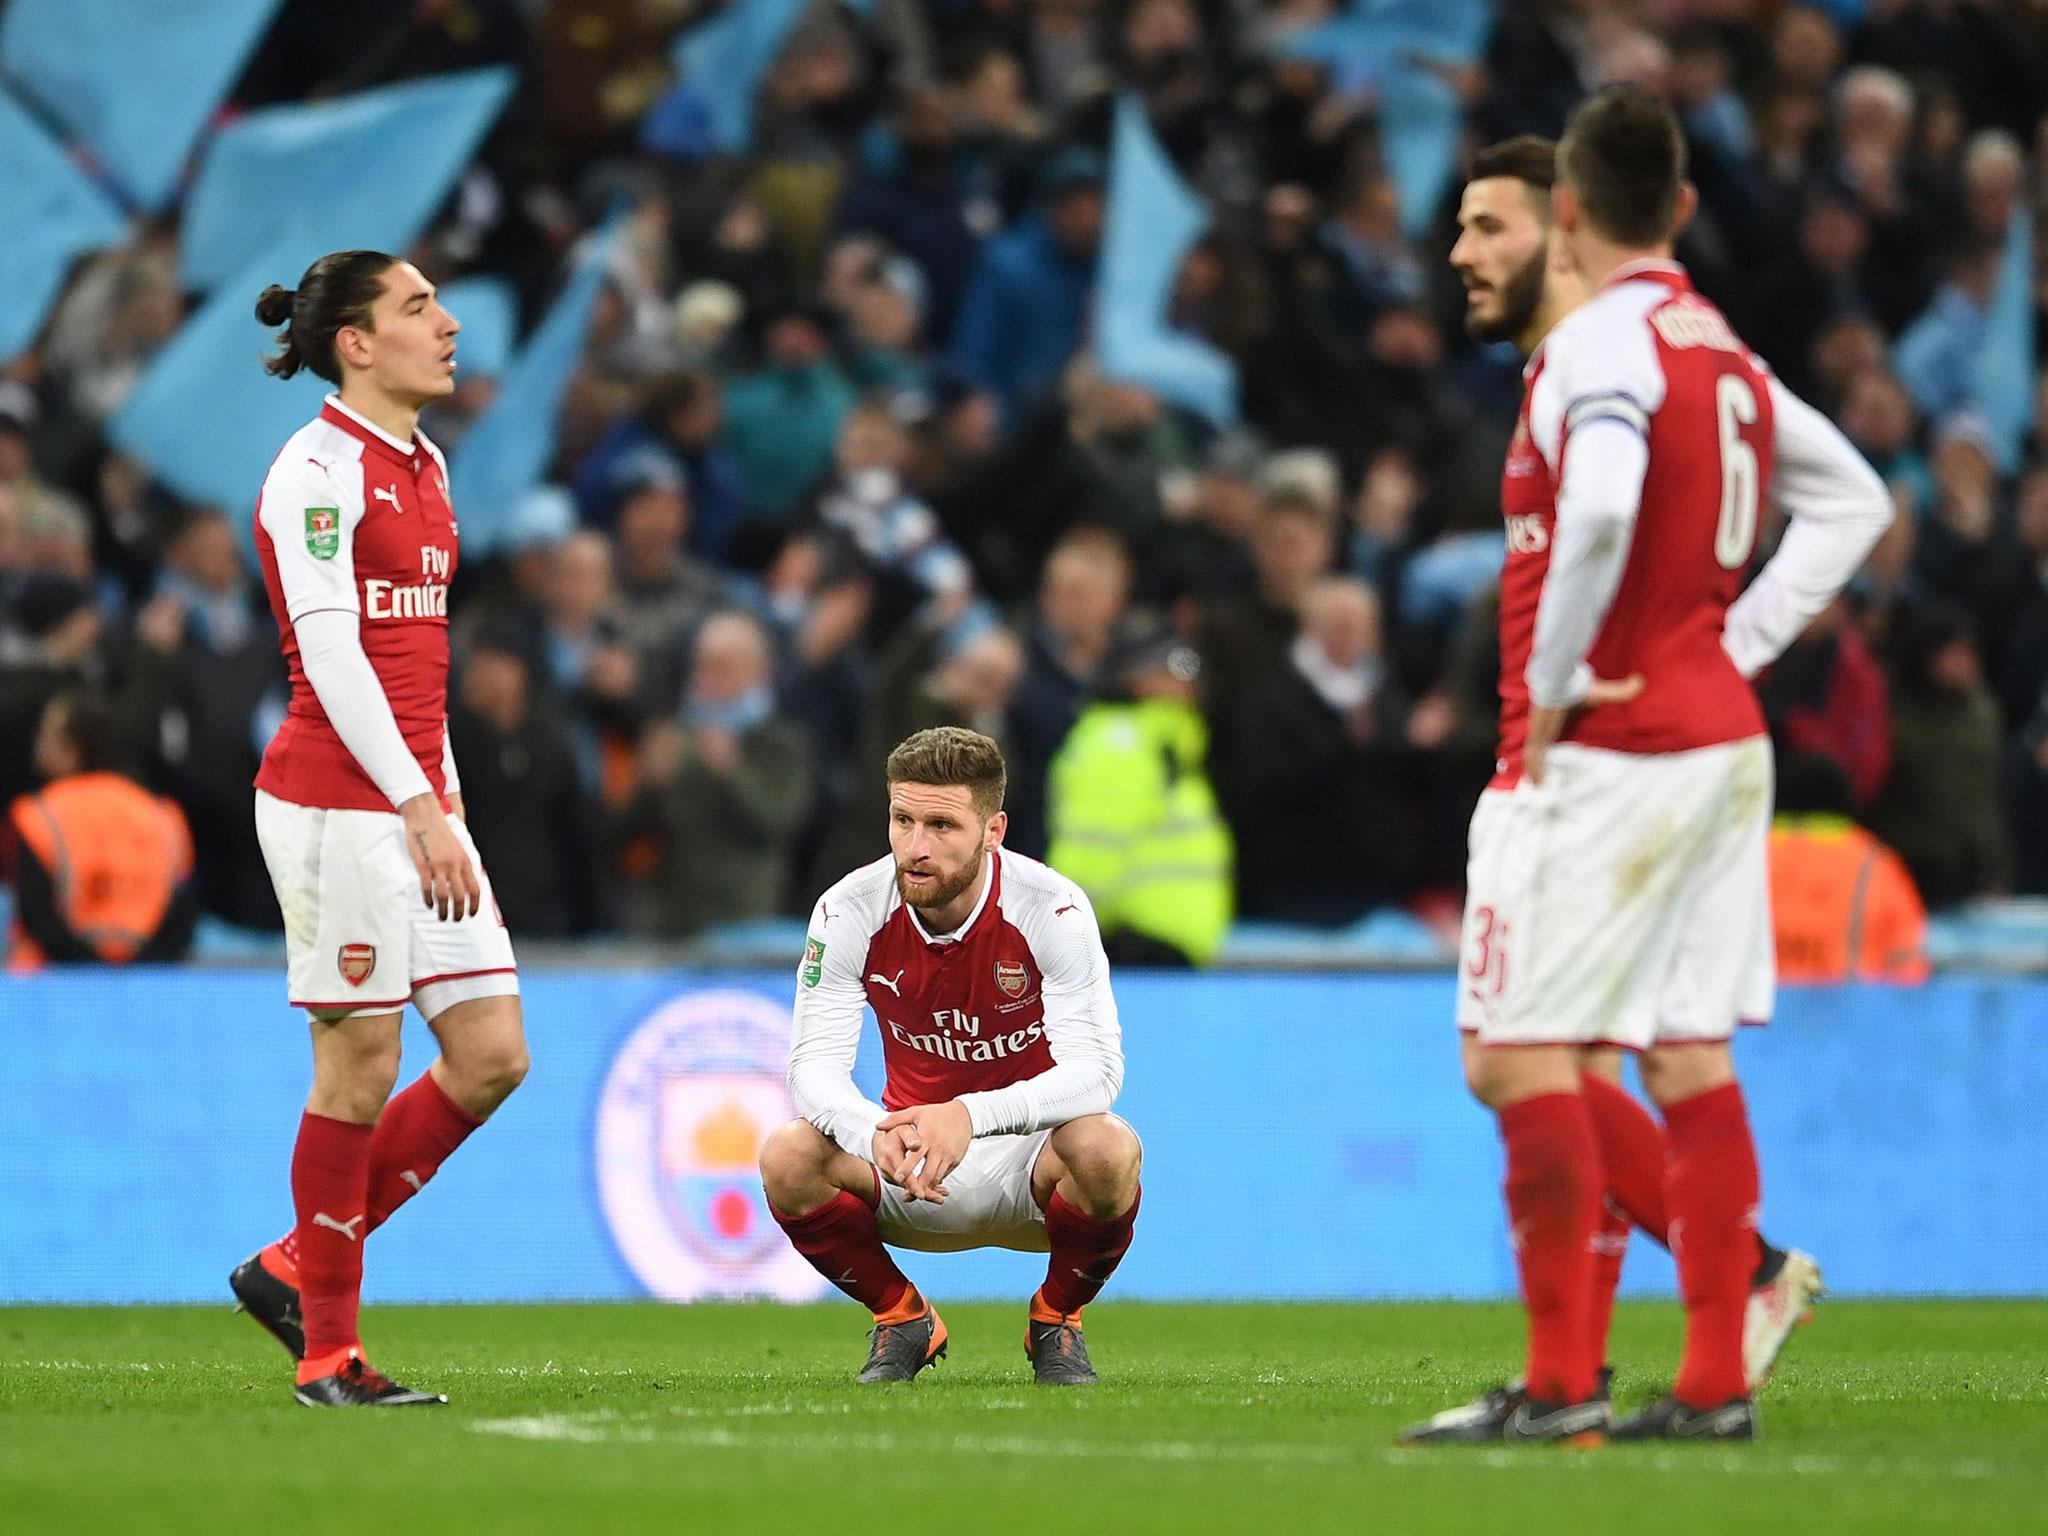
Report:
254,789,519,1021
1455,738,1774,1050
874,1129,1054,1254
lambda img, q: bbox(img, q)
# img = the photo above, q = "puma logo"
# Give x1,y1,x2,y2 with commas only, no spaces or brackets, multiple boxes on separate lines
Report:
870,969,905,997
398,1170,424,1193
1673,1405,1752,1438
1054,903,1077,916
312,1212,364,1242
371,485,401,512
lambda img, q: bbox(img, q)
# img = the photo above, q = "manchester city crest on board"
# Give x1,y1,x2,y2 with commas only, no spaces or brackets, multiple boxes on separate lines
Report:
594,989,826,1302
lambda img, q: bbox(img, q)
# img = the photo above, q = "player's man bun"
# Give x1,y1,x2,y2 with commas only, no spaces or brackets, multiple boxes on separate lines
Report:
254,285,295,329
257,250,399,384
887,726,1008,819
1559,85,1688,248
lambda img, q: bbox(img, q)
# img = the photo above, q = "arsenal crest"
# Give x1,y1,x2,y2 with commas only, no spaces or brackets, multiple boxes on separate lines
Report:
995,959,1028,999
338,943,376,987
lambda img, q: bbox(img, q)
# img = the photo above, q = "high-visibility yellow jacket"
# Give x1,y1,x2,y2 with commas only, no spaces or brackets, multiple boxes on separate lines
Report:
1046,698,1234,965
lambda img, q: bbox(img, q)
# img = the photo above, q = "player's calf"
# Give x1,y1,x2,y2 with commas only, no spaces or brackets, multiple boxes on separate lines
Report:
1020,1116,1141,1385
762,1119,943,1380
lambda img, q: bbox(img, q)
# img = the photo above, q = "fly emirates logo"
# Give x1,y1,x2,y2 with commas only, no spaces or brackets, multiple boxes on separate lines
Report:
887,1006,1044,1064
364,545,451,620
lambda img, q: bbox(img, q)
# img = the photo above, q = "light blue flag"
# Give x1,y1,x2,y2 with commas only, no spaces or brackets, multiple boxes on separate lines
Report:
669,0,809,155
1095,96,1238,427
0,0,284,213
1277,0,1494,237
110,228,337,522
450,218,624,557
180,68,516,292
0,91,128,362
1970,202,2038,474
437,276,519,380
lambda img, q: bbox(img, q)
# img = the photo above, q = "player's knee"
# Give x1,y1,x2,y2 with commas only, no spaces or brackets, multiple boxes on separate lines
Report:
758,1119,832,1206
1055,1115,1142,1209
1639,1043,1735,1106
313,1037,401,1120
1463,1049,1509,1109
477,1038,530,1101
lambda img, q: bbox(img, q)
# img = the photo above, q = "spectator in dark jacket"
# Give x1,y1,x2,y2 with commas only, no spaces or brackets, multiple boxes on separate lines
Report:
1757,599,1892,812
949,147,1103,417
448,626,599,937
835,85,992,338
1871,601,2011,908
1007,527,1136,859
1229,575,1413,924
616,611,815,936
130,507,283,928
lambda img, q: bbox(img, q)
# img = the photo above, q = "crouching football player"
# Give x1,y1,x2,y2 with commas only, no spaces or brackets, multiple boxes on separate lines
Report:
760,727,1141,1385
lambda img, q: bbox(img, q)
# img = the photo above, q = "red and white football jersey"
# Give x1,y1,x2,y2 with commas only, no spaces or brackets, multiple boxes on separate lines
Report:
789,848,1124,1157
1494,261,1774,786
253,396,457,813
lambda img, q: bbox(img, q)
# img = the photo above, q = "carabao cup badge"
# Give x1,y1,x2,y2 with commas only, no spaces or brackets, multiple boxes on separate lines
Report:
594,989,828,1302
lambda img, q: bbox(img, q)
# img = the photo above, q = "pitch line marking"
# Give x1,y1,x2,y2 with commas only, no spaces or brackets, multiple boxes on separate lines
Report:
468,1412,2027,1482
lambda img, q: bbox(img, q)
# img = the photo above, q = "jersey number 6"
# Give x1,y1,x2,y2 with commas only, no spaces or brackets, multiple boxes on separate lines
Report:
1714,372,1761,570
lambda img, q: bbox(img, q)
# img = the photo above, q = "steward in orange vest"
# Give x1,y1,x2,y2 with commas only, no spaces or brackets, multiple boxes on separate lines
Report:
5,691,195,969
1767,754,1928,984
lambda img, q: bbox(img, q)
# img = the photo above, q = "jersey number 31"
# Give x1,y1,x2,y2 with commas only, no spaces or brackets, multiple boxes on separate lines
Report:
1714,373,1761,570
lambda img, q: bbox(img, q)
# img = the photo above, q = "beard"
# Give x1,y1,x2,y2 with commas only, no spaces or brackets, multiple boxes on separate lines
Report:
1464,247,1546,344
897,848,984,912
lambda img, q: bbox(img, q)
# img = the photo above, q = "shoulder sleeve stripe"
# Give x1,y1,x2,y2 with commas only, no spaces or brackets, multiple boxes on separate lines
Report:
1564,394,1650,436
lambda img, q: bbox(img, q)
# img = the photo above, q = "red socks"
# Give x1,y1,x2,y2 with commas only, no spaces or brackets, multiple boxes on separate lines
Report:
1034,1187,1141,1320
1579,1068,1674,1374
1499,1093,1601,1406
270,1072,485,1287
1587,1201,1631,1376
1580,1071,1670,1243
290,1112,374,1366
364,1071,484,1231
772,1190,915,1317
1664,1082,1761,1408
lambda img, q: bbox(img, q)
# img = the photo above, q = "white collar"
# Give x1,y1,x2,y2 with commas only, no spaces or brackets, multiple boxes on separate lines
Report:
325,393,418,457
1604,257,1686,287
905,849,997,945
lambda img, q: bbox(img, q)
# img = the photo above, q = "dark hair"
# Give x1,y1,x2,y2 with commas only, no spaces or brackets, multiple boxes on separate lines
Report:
886,726,1007,818
256,250,399,384
1559,87,1688,247
44,689,114,773
1469,135,1558,196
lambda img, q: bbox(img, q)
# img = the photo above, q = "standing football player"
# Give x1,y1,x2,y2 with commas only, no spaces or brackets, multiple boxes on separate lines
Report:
1401,93,1891,1446
229,251,530,1407
1404,137,1833,1445
760,726,1141,1384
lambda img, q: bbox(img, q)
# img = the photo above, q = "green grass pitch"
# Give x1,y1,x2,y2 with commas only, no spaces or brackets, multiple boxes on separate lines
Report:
2,1299,2042,1534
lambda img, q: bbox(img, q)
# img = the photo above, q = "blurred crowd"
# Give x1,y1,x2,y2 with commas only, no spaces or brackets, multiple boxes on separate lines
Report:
3,0,2047,966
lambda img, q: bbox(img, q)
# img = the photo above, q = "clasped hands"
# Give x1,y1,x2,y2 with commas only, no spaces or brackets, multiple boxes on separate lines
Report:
872,1100,973,1204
